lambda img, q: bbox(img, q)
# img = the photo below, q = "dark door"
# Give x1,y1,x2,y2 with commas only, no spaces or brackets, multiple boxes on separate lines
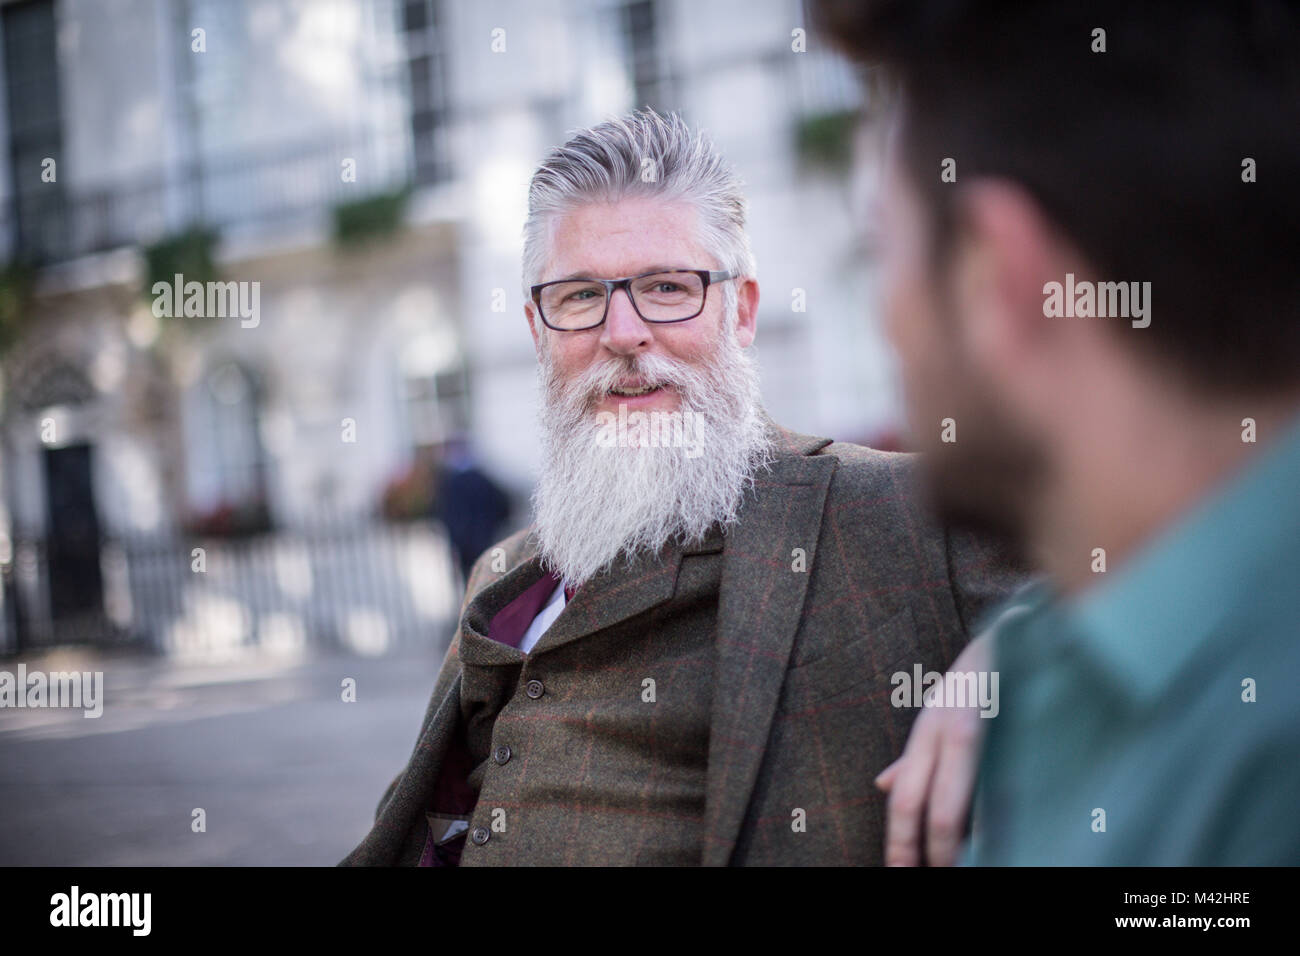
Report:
42,443,103,620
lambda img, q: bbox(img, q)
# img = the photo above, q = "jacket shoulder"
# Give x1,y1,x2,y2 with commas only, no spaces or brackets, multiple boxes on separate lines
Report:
812,439,920,502
806,439,951,575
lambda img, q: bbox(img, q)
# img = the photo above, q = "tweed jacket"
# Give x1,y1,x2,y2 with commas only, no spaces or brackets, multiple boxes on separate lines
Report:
340,422,1024,866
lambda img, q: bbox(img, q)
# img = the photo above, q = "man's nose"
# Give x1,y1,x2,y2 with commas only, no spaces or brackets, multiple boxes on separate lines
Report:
599,286,651,354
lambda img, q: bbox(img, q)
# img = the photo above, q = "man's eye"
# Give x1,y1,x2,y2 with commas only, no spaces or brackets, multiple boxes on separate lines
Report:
566,288,600,302
653,282,683,293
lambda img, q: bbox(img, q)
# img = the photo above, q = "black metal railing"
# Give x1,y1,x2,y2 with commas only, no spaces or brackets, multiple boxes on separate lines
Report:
0,519,462,658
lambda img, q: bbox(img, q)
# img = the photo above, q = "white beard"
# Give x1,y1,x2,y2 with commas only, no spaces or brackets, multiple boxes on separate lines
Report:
531,320,774,588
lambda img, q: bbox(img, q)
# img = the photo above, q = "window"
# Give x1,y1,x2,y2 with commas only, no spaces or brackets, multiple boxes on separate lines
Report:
620,0,670,112
205,361,266,506
186,360,271,534
3,0,66,263
402,360,468,449
401,0,450,185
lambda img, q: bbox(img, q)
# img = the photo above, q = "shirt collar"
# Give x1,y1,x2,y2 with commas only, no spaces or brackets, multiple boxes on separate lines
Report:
487,570,562,649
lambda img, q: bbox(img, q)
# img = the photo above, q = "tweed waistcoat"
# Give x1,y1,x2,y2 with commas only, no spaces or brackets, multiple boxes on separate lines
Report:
456,526,723,865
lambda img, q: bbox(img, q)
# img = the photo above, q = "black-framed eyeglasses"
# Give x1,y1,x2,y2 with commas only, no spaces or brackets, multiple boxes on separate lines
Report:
530,269,736,331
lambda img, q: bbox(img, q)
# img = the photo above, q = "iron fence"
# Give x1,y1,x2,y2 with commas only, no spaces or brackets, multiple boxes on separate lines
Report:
0,518,461,659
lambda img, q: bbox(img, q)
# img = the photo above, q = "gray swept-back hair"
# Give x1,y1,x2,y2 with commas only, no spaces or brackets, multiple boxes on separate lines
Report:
522,110,757,317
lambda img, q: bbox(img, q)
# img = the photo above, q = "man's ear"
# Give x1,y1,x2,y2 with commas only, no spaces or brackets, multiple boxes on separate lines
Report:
950,180,1076,377
525,300,543,358
734,277,759,348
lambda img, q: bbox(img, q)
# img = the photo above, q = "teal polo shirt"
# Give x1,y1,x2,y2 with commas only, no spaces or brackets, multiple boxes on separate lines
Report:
964,412,1300,865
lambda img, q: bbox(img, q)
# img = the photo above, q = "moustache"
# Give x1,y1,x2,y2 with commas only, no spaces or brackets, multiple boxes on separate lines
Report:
569,355,693,409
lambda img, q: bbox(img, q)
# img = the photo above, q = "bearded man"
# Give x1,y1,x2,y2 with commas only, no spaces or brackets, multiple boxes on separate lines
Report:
340,110,1023,867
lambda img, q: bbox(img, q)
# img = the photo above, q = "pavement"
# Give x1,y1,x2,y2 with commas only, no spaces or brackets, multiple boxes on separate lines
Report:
0,636,451,865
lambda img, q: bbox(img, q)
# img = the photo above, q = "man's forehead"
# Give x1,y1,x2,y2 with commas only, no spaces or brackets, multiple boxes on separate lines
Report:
543,197,710,278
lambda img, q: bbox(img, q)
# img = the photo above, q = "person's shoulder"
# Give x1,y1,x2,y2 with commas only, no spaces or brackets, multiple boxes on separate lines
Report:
769,420,912,471
807,434,919,503
760,424,928,541
816,437,915,473
763,420,920,506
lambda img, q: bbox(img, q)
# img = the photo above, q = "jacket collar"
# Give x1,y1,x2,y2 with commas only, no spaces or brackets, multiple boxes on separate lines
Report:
460,523,725,663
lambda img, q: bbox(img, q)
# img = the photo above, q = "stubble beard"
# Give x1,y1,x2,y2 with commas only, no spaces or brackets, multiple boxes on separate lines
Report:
914,346,1048,553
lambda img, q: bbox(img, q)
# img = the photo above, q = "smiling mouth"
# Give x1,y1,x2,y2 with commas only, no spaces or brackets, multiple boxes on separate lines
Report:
608,383,666,397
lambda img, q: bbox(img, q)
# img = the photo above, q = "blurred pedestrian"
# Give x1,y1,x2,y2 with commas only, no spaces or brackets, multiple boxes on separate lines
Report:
435,435,510,587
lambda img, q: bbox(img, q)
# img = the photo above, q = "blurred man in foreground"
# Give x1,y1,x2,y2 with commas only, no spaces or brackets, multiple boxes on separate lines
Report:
341,110,1021,866
815,0,1300,864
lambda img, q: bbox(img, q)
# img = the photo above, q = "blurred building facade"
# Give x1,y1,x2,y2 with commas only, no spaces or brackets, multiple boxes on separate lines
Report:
0,0,894,653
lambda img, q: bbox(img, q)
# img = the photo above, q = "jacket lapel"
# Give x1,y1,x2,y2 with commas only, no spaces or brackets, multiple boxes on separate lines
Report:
460,528,709,659
526,530,717,655
702,427,835,865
